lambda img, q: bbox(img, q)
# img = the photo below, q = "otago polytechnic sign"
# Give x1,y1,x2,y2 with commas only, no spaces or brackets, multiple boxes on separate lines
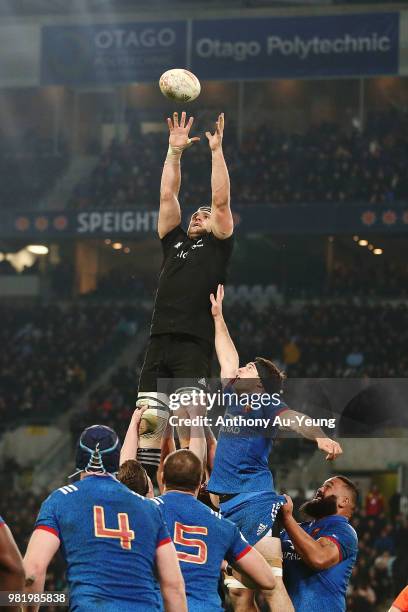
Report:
191,12,399,80
41,21,187,84
40,13,399,85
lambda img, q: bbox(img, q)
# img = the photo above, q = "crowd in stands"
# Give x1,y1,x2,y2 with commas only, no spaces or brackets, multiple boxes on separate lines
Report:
71,109,408,209
0,463,66,602
43,258,407,301
87,267,151,300
322,261,408,300
70,364,137,444
347,488,408,611
1,296,407,609
69,298,408,444
0,129,68,209
225,300,408,378
2,446,406,611
0,303,142,431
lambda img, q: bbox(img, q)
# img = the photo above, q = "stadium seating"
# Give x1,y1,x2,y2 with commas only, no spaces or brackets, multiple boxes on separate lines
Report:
0,303,143,431
70,109,408,210
0,131,68,209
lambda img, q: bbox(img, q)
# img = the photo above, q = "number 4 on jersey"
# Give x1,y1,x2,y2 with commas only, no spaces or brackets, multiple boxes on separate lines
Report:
94,505,135,550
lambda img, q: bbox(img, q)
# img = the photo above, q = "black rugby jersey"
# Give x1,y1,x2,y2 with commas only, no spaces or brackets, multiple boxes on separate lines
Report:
150,225,234,342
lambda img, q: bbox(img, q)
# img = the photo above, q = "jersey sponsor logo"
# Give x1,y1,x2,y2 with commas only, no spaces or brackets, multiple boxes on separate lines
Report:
58,485,79,495
256,522,268,536
93,505,135,550
174,522,208,564
220,412,241,434
175,238,205,260
283,539,301,561
191,238,204,250
283,550,301,562
174,242,183,249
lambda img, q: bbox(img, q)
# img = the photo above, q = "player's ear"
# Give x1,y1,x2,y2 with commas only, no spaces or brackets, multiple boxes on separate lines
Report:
338,495,349,509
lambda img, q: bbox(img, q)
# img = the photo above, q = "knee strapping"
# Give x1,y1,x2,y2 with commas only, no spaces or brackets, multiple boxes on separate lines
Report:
136,393,169,448
224,576,250,590
263,554,283,578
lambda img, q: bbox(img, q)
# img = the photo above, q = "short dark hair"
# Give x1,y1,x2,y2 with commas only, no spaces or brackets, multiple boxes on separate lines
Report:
163,450,203,493
117,460,148,496
336,475,359,509
255,357,286,393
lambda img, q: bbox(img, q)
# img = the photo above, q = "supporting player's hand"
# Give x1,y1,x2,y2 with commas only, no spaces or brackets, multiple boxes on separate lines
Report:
185,399,207,419
316,437,343,461
281,494,294,519
210,283,224,319
206,113,224,151
132,405,149,430
167,111,200,150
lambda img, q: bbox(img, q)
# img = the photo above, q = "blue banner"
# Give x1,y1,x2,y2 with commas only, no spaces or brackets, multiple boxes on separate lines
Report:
191,13,399,80
41,21,187,85
2,204,408,239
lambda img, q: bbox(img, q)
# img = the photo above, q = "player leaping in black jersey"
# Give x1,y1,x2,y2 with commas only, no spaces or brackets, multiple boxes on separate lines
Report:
136,111,234,480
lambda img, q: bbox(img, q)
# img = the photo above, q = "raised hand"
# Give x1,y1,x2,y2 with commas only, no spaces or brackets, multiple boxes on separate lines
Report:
281,494,293,518
210,284,224,319
316,438,343,461
167,111,200,151
205,113,225,151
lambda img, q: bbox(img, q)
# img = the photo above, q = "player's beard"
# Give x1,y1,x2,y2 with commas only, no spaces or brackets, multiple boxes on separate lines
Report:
188,227,208,239
300,494,338,519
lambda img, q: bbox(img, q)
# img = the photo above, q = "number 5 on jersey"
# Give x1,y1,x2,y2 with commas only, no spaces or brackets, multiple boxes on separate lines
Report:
94,505,135,550
174,522,208,564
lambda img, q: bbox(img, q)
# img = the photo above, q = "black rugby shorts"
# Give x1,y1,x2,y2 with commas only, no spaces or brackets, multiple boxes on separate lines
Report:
138,333,213,396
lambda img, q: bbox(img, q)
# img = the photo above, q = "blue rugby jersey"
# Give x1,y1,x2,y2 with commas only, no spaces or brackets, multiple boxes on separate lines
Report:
35,475,171,611
208,386,288,494
155,491,251,612
281,514,358,612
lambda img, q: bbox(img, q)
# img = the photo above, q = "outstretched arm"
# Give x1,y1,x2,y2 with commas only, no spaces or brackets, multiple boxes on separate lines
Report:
210,284,239,381
157,424,176,493
206,114,233,240
120,407,148,465
158,111,200,239
279,409,342,461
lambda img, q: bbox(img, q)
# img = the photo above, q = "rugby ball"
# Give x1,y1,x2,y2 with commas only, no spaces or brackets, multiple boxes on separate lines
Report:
159,68,201,103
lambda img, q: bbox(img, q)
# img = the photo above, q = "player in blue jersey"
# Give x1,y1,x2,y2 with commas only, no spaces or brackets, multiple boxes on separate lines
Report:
155,448,277,612
23,425,187,612
280,476,358,612
0,515,25,610
206,285,343,612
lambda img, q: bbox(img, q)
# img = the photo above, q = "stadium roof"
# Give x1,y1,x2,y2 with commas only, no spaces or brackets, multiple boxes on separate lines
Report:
0,0,403,18
0,0,241,17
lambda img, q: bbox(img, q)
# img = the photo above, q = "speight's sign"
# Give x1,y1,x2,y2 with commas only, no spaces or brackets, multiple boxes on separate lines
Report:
4,205,408,239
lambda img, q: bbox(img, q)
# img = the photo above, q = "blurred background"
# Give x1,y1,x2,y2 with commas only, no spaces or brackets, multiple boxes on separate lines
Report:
0,0,408,609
